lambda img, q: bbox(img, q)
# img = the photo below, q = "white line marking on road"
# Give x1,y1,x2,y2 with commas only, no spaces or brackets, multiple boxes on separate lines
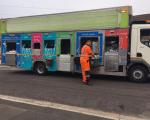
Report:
0,94,146,120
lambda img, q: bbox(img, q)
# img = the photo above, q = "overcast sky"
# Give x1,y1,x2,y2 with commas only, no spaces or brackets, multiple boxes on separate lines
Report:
0,0,149,18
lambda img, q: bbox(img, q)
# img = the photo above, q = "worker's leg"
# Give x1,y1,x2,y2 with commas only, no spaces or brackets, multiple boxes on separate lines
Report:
85,71,90,81
81,69,87,82
84,61,91,84
80,61,88,83
81,61,90,84
80,58,91,85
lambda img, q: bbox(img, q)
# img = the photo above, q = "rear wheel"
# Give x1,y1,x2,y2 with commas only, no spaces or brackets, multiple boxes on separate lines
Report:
128,65,148,83
34,62,47,75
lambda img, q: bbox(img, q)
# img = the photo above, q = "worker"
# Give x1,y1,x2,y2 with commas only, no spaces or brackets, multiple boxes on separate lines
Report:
80,40,94,85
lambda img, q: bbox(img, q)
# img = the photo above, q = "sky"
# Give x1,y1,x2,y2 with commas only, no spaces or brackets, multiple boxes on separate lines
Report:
0,0,149,18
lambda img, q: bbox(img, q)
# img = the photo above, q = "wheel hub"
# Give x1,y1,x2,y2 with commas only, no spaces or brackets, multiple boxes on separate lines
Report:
133,70,143,80
37,64,44,74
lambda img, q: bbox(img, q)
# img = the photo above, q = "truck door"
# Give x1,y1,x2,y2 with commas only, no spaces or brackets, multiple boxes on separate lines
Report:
104,29,128,72
20,34,32,70
58,39,71,71
1,34,21,66
104,30,119,71
76,31,102,72
1,37,6,64
6,40,17,66
43,33,57,71
57,32,75,72
32,33,42,61
16,39,21,67
137,28,150,64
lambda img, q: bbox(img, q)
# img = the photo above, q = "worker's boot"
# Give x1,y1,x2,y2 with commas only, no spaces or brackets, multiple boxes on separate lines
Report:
86,71,91,85
86,77,90,85
83,81,88,85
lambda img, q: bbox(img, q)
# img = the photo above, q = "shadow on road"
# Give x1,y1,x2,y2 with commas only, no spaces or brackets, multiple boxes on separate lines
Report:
10,70,150,84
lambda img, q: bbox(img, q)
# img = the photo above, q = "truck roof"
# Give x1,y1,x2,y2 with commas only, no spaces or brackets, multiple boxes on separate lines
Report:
1,6,132,33
133,14,150,22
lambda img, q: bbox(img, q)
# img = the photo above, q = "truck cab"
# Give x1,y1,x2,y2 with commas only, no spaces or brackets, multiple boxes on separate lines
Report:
129,22,150,82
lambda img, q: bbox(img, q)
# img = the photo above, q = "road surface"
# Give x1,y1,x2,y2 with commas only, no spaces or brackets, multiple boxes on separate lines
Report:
0,66,149,120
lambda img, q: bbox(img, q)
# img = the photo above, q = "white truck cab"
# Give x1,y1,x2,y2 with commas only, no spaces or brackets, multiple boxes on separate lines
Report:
128,23,150,82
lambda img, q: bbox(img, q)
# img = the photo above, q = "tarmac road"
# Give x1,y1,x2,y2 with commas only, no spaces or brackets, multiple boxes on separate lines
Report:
0,99,110,120
0,66,150,119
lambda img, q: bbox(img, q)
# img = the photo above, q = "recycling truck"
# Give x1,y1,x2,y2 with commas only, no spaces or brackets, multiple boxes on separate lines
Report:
1,6,150,82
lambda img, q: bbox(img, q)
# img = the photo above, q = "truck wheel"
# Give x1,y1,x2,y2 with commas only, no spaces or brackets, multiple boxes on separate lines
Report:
34,62,47,75
128,65,148,83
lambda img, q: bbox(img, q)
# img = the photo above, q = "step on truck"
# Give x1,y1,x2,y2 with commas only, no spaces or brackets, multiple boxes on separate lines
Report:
1,6,150,83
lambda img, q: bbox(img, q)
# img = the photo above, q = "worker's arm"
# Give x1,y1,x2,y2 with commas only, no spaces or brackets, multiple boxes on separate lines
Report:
91,51,95,58
87,46,95,58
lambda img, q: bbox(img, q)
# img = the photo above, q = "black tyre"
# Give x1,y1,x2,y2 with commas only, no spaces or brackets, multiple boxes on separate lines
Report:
34,62,47,75
128,65,148,83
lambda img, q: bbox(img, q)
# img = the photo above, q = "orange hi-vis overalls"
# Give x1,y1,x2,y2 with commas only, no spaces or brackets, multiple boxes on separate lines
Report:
80,45,92,82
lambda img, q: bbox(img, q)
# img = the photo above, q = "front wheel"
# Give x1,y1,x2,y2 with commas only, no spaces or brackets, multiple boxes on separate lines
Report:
34,62,47,75
128,65,148,83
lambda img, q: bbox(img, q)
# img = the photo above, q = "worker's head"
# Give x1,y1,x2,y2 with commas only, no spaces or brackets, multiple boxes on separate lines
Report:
86,40,92,46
